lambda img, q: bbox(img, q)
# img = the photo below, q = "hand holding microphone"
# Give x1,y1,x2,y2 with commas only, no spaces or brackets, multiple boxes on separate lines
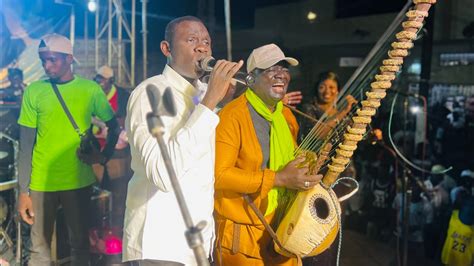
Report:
200,57,249,86
200,57,243,110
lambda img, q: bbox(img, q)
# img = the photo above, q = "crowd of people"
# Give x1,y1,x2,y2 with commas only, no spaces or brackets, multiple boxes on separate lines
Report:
1,14,472,266
339,93,474,265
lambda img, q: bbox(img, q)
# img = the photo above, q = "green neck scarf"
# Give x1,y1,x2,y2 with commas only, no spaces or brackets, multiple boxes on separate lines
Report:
245,89,295,215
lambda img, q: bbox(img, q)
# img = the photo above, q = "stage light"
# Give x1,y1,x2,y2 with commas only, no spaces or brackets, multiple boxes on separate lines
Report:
410,105,421,114
104,235,122,255
307,11,317,22
408,62,421,74
88,0,97,12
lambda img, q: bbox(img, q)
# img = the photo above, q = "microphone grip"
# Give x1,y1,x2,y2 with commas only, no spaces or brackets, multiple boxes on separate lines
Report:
233,72,249,86
232,78,247,86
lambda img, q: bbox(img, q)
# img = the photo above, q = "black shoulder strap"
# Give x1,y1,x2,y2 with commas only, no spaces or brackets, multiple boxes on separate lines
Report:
50,81,82,136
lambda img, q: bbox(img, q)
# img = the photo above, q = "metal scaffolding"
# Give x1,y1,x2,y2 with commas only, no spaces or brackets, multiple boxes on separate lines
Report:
95,0,136,87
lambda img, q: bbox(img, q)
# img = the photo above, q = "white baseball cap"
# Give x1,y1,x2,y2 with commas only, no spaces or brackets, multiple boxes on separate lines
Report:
97,65,114,79
246,43,298,73
38,33,74,55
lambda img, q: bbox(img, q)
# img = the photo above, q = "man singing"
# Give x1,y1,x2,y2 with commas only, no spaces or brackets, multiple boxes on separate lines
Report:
122,16,243,265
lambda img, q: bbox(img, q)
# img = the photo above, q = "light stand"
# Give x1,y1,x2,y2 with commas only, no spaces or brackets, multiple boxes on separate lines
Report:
146,86,210,266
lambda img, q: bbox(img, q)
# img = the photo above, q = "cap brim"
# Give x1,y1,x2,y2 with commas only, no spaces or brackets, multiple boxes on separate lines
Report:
282,57,299,66
38,48,79,65
257,57,299,70
97,74,113,79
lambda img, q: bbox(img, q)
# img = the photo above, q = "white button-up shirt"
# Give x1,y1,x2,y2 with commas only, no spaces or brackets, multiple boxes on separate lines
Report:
123,65,218,265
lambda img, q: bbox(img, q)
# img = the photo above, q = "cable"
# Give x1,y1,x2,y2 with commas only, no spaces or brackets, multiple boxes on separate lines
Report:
330,176,359,266
387,93,452,175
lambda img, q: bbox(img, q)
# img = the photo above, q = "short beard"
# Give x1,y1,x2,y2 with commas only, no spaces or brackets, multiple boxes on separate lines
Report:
48,76,60,82
269,87,286,102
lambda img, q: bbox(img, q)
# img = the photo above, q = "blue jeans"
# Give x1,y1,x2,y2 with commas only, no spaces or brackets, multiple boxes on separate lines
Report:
29,185,92,266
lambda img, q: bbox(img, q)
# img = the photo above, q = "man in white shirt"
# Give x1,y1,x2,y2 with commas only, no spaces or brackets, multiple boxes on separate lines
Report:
122,16,243,266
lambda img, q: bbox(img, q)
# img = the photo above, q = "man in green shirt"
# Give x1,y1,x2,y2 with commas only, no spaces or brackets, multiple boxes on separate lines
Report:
17,33,119,266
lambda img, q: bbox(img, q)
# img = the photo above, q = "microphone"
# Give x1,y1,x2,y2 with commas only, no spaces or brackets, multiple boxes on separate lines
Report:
146,84,161,115
199,56,249,86
146,85,177,116
146,84,177,135
199,56,217,72
162,87,177,116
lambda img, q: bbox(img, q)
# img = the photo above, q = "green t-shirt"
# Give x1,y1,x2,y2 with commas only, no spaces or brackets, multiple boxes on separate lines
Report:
18,76,114,192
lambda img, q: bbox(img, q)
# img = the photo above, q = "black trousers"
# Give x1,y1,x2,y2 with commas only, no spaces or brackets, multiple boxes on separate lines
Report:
29,185,92,266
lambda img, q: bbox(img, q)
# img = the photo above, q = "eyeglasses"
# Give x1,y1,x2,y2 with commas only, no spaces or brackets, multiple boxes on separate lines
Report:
263,65,289,76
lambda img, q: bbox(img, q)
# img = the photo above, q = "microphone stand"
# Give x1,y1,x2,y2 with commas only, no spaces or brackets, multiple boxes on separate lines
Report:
146,113,210,266
388,89,430,266
401,97,410,266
